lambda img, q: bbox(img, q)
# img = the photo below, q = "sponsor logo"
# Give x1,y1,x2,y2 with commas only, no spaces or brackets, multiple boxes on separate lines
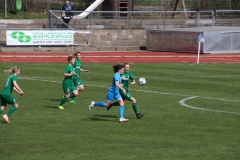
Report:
11,31,32,43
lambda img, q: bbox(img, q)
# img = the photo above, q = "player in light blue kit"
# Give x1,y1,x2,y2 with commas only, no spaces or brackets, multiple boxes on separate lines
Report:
108,63,144,119
88,64,129,122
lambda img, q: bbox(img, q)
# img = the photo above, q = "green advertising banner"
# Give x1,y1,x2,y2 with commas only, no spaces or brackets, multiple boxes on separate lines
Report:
6,30,74,46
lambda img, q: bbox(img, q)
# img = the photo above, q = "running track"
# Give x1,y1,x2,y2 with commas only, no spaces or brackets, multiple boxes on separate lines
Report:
1,51,240,63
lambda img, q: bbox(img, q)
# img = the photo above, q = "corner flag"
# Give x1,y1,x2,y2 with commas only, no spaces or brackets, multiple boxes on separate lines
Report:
197,33,204,64
198,33,204,42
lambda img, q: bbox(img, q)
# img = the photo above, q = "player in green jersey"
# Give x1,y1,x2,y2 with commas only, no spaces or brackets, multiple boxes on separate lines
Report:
58,56,79,109
108,63,144,119
69,51,89,103
0,66,24,123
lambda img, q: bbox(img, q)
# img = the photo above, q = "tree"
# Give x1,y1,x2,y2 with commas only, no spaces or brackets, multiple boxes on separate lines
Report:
85,0,95,9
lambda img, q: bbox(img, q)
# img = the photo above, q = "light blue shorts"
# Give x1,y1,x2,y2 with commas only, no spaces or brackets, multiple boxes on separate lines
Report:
105,89,122,102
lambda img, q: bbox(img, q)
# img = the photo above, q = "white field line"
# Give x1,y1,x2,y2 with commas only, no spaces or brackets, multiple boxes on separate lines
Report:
179,96,240,115
19,77,240,114
199,75,240,78
144,75,240,79
209,58,240,62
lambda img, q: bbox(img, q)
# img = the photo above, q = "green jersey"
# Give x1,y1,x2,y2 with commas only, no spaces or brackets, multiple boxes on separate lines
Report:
63,64,74,84
121,71,134,90
74,59,82,76
2,74,17,94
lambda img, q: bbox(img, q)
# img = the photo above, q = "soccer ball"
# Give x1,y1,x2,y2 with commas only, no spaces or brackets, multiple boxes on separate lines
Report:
138,77,146,86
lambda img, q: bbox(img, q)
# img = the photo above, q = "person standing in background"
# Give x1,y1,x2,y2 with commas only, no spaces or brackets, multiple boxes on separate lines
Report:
62,1,73,25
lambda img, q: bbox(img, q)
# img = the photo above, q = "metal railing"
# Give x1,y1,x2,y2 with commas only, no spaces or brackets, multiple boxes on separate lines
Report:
0,10,239,30
48,10,240,30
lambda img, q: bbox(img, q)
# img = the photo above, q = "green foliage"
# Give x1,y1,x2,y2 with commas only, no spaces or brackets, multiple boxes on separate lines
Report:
135,0,237,10
0,11,48,19
0,62,240,160
0,0,239,19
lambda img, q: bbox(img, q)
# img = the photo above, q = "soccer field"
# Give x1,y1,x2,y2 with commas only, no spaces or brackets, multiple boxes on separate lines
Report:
0,62,240,160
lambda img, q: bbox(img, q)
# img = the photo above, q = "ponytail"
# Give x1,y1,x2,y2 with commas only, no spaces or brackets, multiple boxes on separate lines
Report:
4,66,19,75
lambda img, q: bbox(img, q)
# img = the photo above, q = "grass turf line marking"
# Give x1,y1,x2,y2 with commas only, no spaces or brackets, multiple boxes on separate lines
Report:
19,77,240,114
179,96,240,115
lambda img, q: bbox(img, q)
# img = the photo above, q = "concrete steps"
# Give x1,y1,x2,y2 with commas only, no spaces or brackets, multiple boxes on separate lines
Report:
0,18,239,52
0,19,147,52
0,28,145,52
0,18,191,29
0,45,140,52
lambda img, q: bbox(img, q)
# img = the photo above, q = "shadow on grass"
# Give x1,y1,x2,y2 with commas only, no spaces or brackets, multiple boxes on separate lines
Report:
45,98,61,102
44,106,59,109
88,114,118,121
94,114,117,118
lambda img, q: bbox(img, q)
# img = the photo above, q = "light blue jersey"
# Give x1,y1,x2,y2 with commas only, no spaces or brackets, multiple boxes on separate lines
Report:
91,70,125,119
109,72,121,93
106,72,122,101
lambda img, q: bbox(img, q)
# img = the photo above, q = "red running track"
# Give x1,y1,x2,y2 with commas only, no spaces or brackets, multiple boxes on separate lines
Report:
1,51,240,63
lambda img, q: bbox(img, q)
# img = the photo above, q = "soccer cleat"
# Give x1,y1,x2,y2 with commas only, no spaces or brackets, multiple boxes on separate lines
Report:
3,114,10,123
137,113,144,119
119,118,129,123
88,101,94,110
58,106,64,110
70,100,77,104
107,104,112,111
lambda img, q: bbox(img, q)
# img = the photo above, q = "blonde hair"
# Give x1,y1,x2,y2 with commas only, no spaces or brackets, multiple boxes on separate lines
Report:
68,48,76,57
4,66,20,75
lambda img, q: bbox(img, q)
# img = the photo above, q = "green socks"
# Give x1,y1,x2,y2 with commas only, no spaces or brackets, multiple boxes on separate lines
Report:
7,106,17,116
111,101,119,107
0,108,3,114
70,93,76,99
60,96,68,106
132,103,139,115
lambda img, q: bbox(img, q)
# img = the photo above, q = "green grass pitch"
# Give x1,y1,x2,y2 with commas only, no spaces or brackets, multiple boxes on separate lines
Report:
0,62,240,160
